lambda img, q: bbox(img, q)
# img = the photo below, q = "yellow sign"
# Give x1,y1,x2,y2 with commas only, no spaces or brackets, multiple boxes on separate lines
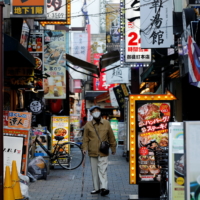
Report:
7,67,34,76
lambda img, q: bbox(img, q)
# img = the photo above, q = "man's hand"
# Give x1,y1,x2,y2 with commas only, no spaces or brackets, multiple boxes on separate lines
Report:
112,152,115,155
83,150,87,155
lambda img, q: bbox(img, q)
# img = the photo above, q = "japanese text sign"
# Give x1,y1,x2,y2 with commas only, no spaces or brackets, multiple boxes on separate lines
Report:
11,0,46,18
140,0,173,48
8,111,32,129
125,0,151,62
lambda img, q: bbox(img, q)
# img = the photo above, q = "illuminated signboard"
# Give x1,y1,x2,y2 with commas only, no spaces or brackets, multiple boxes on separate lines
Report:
11,0,46,18
39,0,71,26
129,91,176,184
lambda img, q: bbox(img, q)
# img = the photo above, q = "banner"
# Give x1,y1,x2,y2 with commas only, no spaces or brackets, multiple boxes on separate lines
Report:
110,119,119,143
109,87,119,107
43,30,66,99
8,111,32,129
140,0,173,48
3,129,30,175
106,3,120,52
69,33,88,79
51,116,70,164
125,0,151,62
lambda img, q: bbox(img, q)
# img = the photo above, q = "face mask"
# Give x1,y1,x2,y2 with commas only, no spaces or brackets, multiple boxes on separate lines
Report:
92,111,101,118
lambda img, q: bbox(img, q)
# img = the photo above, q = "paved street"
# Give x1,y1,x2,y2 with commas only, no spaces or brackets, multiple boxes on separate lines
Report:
28,146,138,200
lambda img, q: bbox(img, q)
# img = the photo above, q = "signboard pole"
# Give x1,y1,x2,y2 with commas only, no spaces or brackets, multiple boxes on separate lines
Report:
0,1,4,197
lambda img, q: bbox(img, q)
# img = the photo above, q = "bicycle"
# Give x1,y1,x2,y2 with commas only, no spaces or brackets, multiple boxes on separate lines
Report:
140,139,168,200
30,135,84,170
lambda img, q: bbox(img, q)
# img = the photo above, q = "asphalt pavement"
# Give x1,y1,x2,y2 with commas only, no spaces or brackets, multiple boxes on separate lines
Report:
28,146,138,200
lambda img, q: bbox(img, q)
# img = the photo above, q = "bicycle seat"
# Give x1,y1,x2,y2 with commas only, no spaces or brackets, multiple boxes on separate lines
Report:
54,136,64,141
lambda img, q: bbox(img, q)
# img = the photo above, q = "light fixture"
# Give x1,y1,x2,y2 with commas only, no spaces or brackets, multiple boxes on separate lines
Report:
31,88,38,93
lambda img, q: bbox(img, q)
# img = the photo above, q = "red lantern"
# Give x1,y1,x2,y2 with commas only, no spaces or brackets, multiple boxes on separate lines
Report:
49,99,62,114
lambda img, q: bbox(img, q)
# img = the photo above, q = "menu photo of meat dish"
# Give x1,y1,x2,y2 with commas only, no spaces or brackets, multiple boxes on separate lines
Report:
137,102,171,182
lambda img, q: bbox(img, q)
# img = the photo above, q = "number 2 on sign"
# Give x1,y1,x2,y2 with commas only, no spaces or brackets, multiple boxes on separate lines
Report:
128,32,141,46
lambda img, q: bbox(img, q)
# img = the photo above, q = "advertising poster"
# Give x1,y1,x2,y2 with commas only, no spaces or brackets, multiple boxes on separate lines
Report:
4,136,23,177
110,119,118,143
70,115,81,140
125,0,151,62
20,20,29,49
8,111,32,129
169,123,184,200
51,116,70,164
31,127,48,156
43,30,66,99
185,121,200,200
3,129,30,175
106,3,120,52
137,102,170,182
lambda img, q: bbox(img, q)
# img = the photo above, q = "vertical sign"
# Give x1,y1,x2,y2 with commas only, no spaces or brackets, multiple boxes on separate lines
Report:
137,102,170,182
43,30,66,99
110,119,119,144
185,121,200,200
106,3,120,52
125,0,151,62
169,122,184,200
140,0,173,48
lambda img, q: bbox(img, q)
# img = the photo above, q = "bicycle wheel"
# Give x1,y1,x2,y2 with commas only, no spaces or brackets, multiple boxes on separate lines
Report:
56,142,84,170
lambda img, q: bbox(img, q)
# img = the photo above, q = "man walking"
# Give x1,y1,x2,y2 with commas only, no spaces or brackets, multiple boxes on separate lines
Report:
82,106,116,196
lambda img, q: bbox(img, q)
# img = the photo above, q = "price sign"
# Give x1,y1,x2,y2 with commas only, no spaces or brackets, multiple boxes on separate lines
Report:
125,0,151,62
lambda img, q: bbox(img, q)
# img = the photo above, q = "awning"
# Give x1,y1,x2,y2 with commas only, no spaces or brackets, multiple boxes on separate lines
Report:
99,51,120,71
94,91,110,103
85,91,107,101
66,54,99,77
141,53,179,82
4,34,35,68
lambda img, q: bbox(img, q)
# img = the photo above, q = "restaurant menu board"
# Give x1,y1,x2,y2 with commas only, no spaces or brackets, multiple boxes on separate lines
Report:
137,102,170,182
4,136,23,177
43,30,66,99
31,127,48,156
8,111,32,129
185,121,200,200
51,116,70,164
3,129,30,175
70,115,81,140
169,122,184,200
110,119,118,143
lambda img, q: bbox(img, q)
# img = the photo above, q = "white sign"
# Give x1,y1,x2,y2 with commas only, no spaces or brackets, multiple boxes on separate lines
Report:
4,136,24,176
125,0,151,62
109,87,119,107
46,0,66,20
106,64,129,84
140,0,174,48
69,33,88,79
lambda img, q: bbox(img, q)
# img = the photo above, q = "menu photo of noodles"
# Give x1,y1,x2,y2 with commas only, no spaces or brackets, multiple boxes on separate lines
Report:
137,102,171,182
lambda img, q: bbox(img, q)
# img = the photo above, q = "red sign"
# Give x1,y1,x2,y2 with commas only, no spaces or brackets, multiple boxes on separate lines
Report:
139,147,149,156
93,53,116,91
3,111,9,126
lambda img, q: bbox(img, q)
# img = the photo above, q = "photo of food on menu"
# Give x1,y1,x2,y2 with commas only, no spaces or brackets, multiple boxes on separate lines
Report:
137,103,170,182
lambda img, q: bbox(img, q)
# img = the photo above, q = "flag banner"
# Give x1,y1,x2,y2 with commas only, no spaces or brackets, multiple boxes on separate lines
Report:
188,35,200,88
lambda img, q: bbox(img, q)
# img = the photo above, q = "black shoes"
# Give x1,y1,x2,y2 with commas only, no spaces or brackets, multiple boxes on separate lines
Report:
91,189,100,194
101,188,109,196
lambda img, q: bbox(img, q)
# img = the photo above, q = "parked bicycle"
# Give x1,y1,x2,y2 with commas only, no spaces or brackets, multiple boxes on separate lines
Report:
140,139,168,200
30,135,84,170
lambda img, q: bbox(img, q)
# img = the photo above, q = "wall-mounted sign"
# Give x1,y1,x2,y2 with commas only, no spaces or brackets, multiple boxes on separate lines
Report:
6,67,34,77
125,0,151,62
8,111,32,129
39,0,71,26
27,98,45,115
140,0,173,48
189,0,200,4
11,0,46,18
43,30,66,99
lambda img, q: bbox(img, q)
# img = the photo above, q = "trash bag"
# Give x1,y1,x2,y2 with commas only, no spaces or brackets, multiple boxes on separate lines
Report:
19,173,30,198
28,156,47,180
